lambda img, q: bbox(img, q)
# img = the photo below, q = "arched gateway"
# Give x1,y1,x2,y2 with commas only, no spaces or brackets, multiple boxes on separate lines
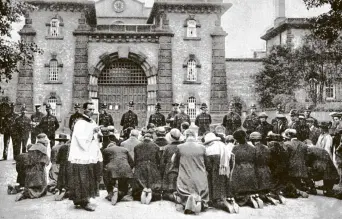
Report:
88,51,158,129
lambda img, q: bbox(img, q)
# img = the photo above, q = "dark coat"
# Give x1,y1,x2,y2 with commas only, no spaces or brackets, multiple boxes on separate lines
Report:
133,139,162,193
160,142,182,192
120,110,138,129
256,121,273,143
243,113,260,135
271,118,288,134
174,112,191,131
231,143,258,195
103,144,134,179
255,143,273,192
306,146,339,183
68,112,82,130
16,153,30,187
148,112,166,127
99,112,114,127
3,112,18,134
309,126,321,145
56,142,71,190
15,115,32,139
31,112,45,135
195,112,212,136
38,114,59,137
284,139,309,178
166,110,178,128
294,122,310,141
222,112,242,135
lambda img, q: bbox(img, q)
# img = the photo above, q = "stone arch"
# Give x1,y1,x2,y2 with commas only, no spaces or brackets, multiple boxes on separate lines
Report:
43,91,62,105
88,48,158,113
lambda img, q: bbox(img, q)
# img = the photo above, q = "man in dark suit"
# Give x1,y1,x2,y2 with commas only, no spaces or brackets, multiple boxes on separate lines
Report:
166,103,179,128
120,101,138,131
68,103,82,133
148,103,166,127
13,105,31,159
38,104,59,148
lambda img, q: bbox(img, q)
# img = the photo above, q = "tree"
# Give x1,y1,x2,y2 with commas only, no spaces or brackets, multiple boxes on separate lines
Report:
303,0,342,43
0,0,43,92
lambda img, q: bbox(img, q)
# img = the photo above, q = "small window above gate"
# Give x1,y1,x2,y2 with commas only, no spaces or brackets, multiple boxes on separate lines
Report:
187,96,197,120
98,59,147,85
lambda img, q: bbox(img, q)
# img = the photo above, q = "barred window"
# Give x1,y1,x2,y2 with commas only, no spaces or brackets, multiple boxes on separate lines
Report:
187,60,197,81
187,20,197,37
325,83,335,100
47,97,57,116
49,59,58,81
50,18,59,37
187,97,197,120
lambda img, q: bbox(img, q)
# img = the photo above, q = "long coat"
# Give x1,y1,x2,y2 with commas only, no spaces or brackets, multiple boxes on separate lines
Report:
222,112,242,135
243,113,260,135
173,139,209,206
195,113,212,136
120,110,138,130
15,115,32,139
3,112,18,134
103,144,134,179
120,136,141,160
255,142,273,192
133,139,162,194
231,143,258,195
284,139,309,178
16,153,30,187
56,142,71,190
148,112,166,127
306,146,339,183
174,112,191,131
268,141,289,189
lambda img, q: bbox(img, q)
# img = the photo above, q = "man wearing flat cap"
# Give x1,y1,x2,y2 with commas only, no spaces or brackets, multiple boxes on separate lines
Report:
195,103,212,136
271,113,288,135
288,109,299,129
174,103,191,131
38,103,59,148
2,102,18,160
31,104,45,144
222,102,241,136
307,118,320,145
255,112,273,144
316,122,333,160
13,105,31,159
304,106,318,127
296,113,310,142
166,103,179,128
99,103,114,127
243,104,260,136
120,101,138,131
148,103,166,128
68,103,83,134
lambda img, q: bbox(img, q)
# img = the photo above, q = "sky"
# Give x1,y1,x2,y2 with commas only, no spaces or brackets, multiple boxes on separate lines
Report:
10,0,330,58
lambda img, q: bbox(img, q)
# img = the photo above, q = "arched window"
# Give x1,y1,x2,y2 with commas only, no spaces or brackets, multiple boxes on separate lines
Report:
49,59,58,82
47,96,57,116
50,18,59,37
187,20,197,37
187,97,197,120
187,59,197,81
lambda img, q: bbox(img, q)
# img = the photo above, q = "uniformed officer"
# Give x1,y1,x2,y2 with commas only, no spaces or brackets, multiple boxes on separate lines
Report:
166,103,179,128
222,103,242,135
13,105,31,159
37,103,59,147
243,103,260,135
2,102,18,160
120,101,138,131
195,103,212,136
30,104,45,144
173,103,191,131
148,103,166,127
68,103,82,133
99,103,114,127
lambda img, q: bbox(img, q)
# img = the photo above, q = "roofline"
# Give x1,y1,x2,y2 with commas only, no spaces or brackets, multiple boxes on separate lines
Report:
260,18,311,41
226,58,263,62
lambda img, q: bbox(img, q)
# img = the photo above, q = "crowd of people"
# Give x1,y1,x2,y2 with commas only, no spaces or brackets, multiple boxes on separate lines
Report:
3,100,342,215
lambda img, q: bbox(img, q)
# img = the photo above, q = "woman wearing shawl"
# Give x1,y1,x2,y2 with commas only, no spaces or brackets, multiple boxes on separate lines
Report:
203,132,238,213
16,133,50,201
68,102,103,211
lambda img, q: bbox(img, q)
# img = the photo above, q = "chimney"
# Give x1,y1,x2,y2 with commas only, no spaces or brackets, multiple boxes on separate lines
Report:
274,0,286,26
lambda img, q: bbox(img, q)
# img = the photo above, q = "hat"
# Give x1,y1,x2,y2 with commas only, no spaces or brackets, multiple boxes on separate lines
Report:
304,105,311,112
156,127,166,135
108,132,115,137
101,103,107,109
318,121,330,128
276,113,286,118
107,126,115,131
74,103,81,109
250,104,257,109
45,103,52,109
144,133,153,139
172,103,179,107
233,129,247,142
329,112,340,118
225,135,234,142
289,109,298,116
298,113,305,119
200,103,208,109
203,132,221,145
306,118,315,122
20,105,27,112
283,129,297,139
179,103,186,108
35,104,41,109
258,112,268,118
266,132,282,141
167,128,184,142
37,133,47,139
228,102,234,109
155,103,161,109
250,132,262,140
128,101,134,107
215,125,226,135
55,133,69,141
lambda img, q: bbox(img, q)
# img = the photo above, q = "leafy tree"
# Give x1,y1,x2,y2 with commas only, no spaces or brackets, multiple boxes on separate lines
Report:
303,0,342,43
0,0,43,92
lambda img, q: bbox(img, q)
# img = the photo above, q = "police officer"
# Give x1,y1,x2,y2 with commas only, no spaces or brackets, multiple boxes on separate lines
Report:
195,103,212,136
38,103,59,148
99,103,114,127
30,104,45,144
120,101,138,131
2,102,18,160
222,102,242,135
166,103,179,129
148,103,166,127
13,105,31,159
173,103,191,131
243,103,260,136
68,103,82,133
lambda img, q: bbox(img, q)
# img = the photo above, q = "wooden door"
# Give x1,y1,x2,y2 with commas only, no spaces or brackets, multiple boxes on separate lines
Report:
98,58,147,129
